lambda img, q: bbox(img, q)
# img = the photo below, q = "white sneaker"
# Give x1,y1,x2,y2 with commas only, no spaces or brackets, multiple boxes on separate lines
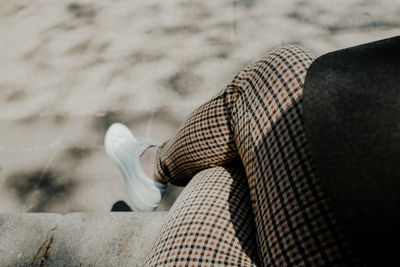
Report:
104,123,166,211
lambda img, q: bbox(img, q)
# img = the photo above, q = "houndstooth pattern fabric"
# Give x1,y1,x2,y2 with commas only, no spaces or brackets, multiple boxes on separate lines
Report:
146,46,360,266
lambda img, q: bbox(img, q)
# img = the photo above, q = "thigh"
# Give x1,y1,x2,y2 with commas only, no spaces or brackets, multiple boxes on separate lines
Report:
231,46,361,265
144,163,260,266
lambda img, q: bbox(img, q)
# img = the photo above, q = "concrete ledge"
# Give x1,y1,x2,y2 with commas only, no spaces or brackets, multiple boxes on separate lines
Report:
0,212,169,266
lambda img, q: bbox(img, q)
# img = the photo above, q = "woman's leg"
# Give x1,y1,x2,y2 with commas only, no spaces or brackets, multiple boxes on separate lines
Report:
144,163,260,266
153,46,359,265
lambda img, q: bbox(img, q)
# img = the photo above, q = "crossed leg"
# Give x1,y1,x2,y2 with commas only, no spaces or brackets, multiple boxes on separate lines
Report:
145,46,360,266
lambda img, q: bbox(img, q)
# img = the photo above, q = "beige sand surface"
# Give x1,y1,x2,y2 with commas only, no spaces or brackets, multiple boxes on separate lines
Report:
0,0,399,213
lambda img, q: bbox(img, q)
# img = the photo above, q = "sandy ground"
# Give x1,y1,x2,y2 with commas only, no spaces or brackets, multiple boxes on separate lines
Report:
0,0,399,213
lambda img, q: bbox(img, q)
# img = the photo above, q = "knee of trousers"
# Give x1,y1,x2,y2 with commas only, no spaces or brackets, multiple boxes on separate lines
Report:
144,165,261,266
227,46,315,152
230,45,315,101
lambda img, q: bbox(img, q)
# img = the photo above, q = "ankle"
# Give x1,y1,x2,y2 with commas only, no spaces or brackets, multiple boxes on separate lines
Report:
140,146,167,185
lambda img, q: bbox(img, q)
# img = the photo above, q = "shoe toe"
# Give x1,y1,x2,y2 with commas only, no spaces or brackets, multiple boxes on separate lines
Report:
105,123,134,148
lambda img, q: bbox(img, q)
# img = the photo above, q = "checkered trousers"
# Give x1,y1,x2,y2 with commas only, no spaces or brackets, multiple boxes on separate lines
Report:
145,46,360,266
145,164,260,266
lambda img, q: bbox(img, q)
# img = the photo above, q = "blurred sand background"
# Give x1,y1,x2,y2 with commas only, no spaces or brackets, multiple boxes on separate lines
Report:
0,0,399,213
